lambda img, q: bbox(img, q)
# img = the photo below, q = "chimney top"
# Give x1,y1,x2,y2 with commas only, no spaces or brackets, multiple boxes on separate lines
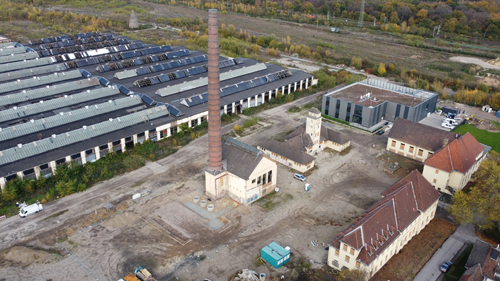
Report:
442,138,449,148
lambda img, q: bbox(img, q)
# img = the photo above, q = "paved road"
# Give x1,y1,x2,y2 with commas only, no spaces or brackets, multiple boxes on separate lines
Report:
449,56,500,70
413,222,478,281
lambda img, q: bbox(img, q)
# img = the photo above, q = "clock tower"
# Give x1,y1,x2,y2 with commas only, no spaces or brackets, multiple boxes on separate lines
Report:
305,108,322,154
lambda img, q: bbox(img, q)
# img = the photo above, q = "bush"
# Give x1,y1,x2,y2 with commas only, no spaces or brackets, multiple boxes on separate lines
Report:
234,124,241,131
285,93,294,103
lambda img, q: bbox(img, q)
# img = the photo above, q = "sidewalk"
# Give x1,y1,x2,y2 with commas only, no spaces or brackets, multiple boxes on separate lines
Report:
413,224,477,281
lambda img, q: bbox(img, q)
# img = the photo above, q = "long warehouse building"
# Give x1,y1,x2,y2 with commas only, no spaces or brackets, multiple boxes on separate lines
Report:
0,32,315,188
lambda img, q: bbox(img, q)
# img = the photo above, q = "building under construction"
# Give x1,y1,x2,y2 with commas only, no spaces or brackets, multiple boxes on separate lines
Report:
0,30,314,188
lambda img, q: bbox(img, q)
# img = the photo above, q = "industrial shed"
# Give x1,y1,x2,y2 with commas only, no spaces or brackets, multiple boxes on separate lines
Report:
0,32,315,188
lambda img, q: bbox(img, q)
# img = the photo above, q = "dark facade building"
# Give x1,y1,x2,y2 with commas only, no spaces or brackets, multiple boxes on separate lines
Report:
321,79,438,129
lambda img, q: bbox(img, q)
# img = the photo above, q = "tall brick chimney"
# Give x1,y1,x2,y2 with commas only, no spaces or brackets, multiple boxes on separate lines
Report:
207,9,222,172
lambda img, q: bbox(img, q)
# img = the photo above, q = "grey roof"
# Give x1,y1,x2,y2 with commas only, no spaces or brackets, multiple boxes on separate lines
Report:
0,95,142,142
0,46,26,57
156,63,267,97
223,137,265,180
466,240,492,269
287,123,350,146
0,78,100,106
0,85,120,123
388,118,459,152
258,138,315,165
0,70,82,94
0,105,169,165
0,63,68,83
0,51,39,64
0,42,16,48
0,57,56,73
309,108,320,114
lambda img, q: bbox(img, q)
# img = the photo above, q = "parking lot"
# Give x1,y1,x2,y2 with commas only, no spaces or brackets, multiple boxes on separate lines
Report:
419,113,452,131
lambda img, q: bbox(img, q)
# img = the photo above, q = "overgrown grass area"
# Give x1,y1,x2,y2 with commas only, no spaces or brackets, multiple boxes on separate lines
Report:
444,243,474,281
0,115,240,217
453,123,500,153
254,192,293,211
373,219,456,281
43,210,69,221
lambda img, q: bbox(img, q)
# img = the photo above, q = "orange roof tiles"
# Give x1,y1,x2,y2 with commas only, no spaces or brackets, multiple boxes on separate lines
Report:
425,133,485,173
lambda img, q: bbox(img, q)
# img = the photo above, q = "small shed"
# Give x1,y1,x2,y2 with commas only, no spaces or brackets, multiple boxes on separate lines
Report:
261,242,290,269
482,105,492,113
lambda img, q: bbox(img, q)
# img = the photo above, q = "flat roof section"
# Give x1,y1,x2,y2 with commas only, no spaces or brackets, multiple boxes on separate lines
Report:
329,83,424,107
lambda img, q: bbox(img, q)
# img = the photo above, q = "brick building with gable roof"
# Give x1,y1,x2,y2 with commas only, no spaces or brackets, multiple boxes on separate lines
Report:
327,170,441,277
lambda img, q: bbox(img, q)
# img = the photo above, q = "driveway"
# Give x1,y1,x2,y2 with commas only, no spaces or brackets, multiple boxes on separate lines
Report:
413,222,478,281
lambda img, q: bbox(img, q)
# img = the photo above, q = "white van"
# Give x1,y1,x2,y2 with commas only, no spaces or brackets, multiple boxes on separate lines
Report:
19,202,43,218
444,118,459,126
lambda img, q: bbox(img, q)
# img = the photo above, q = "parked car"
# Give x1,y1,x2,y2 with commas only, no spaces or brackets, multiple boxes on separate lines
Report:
442,123,455,129
376,130,385,135
440,261,453,273
384,121,389,125
294,173,306,182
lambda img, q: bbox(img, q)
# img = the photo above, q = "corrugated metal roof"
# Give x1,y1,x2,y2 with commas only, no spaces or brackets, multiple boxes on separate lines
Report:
0,52,39,64
0,95,142,142
0,104,169,165
0,70,82,94
114,69,137,80
0,64,68,83
0,57,56,73
0,42,16,48
0,78,100,106
157,63,267,97
0,86,120,123
0,47,26,57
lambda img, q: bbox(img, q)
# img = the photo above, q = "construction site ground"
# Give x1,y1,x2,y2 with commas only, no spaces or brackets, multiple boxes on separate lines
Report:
0,92,411,281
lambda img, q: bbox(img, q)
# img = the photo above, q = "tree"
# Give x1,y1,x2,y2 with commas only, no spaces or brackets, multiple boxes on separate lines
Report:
451,152,500,232
416,9,428,21
285,93,294,102
293,0,302,12
304,2,315,14
390,11,399,23
351,56,362,69
284,1,292,10
336,268,369,281
256,35,266,46
377,63,386,76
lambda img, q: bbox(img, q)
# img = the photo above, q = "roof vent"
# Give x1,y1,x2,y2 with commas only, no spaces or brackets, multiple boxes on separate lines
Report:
40,100,43,104
17,144,22,148
64,95,68,98
108,100,112,103
117,117,121,122
109,118,113,122
30,119,34,123
13,106,17,110
46,85,50,88
60,112,64,116
52,134,56,138
87,90,91,93
85,105,89,109
83,125,87,130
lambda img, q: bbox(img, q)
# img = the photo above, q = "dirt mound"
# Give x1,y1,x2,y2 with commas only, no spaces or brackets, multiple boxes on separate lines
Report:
102,212,140,229
487,57,500,67
475,121,500,132
4,246,49,265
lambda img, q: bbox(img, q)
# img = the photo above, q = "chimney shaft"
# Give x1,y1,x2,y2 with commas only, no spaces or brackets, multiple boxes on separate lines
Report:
207,9,222,172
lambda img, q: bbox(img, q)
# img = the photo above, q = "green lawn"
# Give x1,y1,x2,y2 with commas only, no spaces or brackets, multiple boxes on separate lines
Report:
453,123,500,153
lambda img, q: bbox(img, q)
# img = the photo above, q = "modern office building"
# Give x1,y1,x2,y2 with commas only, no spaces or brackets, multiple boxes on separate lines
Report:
321,79,438,129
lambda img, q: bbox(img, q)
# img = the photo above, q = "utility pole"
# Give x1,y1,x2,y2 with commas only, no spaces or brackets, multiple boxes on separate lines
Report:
358,0,365,28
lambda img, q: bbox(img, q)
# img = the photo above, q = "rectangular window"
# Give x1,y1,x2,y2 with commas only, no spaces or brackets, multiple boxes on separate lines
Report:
428,152,433,157
335,249,339,256
400,143,405,150
418,149,423,156
345,255,350,262
346,115,350,122
268,170,272,183
335,112,339,118
326,97,330,106
355,261,360,268
435,169,439,174
252,179,256,184
342,244,347,251
433,179,437,183
350,248,355,255
257,176,261,185
262,173,267,185
391,140,396,147
325,109,329,115
409,146,414,153
336,100,340,109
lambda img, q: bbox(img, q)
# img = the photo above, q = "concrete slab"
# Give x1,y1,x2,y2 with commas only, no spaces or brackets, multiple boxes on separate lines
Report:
418,113,450,131
183,201,234,231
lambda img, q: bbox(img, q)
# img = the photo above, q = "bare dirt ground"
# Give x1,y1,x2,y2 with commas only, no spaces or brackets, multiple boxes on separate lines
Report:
0,91,409,281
